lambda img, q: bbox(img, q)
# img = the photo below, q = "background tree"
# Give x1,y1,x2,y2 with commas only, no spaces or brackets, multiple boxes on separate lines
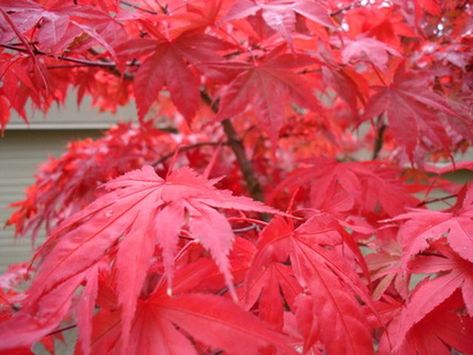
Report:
0,0,473,354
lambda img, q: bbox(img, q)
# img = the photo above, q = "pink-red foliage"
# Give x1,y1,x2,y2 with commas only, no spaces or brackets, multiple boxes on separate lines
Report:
0,0,473,354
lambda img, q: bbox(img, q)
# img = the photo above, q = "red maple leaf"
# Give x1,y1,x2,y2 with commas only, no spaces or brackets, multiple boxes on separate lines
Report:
321,65,369,119
216,46,321,146
382,287,473,354
393,183,473,266
0,0,123,54
83,292,296,354
293,267,374,354
0,94,9,131
244,217,303,328
363,64,473,159
1,0,472,353
119,27,231,120
408,245,473,317
0,165,278,350
366,245,409,300
271,158,417,217
243,216,376,352
335,35,400,70
225,0,335,37
5,122,176,239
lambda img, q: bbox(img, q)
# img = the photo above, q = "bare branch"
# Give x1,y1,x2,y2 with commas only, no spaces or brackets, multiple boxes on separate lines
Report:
120,1,158,15
372,122,386,160
330,1,361,17
200,90,264,201
221,119,264,201
46,323,77,337
1,44,117,68
152,141,227,167
417,194,457,207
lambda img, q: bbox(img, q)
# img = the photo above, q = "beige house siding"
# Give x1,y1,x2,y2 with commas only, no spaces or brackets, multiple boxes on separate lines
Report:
0,95,136,272
8,91,136,129
0,130,103,272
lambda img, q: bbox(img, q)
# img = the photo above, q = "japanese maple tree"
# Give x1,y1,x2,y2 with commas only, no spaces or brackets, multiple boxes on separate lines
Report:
0,0,473,354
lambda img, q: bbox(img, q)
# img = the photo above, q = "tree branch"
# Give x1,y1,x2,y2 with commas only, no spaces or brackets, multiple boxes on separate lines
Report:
46,323,77,337
120,1,158,14
221,119,264,201
2,44,264,201
372,122,386,160
416,194,457,207
152,141,226,167
1,43,118,68
1,43,140,80
200,90,264,201
330,1,361,17
232,224,259,233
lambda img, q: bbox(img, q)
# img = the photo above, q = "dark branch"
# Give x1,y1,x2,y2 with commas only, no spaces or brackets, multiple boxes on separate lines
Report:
372,123,386,160
154,0,169,14
200,90,264,201
1,43,139,79
232,224,259,233
330,1,361,17
47,64,104,69
221,119,264,201
1,44,118,68
46,323,77,337
416,194,457,207
120,1,158,15
152,141,226,167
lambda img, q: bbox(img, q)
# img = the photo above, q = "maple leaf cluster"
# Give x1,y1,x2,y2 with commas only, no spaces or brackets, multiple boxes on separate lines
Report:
1,0,473,354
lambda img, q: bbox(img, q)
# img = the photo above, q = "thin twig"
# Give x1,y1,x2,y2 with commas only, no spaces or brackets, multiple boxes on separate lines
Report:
232,224,258,233
417,194,457,207
1,44,117,68
152,141,227,167
154,0,169,14
330,1,361,17
120,1,158,15
47,64,100,69
372,121,386,160
46,323,77,337
2,43,139,80
371,62,388,86
0,10,49,92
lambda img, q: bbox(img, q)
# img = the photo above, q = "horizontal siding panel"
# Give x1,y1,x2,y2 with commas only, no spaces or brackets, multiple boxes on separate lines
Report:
0,177,34,182
0,130,100,272
1,197,27,206
9,91,136,130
